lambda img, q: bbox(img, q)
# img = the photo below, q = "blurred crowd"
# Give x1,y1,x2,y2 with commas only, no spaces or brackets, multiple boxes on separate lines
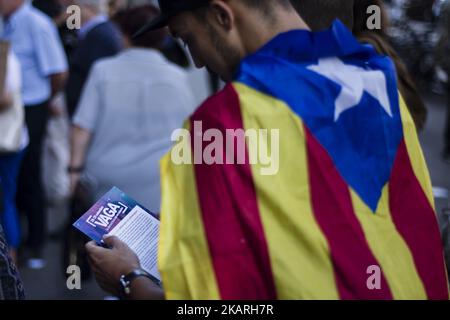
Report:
0,0,448,299
0,0,207,280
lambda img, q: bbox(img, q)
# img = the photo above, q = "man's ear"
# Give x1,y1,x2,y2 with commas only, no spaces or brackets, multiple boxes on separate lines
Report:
208,0,234,31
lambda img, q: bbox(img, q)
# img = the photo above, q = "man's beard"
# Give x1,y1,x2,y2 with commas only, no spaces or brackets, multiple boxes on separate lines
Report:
206,23,241,82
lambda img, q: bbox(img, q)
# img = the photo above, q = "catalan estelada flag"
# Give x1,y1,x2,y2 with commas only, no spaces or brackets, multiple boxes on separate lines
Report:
158,21,449,300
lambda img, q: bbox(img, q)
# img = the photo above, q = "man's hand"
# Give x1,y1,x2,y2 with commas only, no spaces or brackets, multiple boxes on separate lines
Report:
50,72,68,99
85,236,140,296
69,172,81,196
0,92,12,112
47,100,64,118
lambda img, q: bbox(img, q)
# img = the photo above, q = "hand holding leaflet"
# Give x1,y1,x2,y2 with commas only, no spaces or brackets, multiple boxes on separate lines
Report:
73,187,161,284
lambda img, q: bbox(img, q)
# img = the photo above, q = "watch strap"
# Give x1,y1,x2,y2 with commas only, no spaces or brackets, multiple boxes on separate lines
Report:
119,269,161,296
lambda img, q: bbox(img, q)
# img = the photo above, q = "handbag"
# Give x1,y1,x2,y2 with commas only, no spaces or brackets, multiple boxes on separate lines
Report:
43,95,70,205
0,42,24,154
0,90,24,153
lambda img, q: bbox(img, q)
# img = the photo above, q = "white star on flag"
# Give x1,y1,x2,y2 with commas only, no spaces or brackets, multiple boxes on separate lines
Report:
307,57,393,121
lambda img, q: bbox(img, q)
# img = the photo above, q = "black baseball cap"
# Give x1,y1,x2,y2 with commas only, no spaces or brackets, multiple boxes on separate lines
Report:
133,0,211,39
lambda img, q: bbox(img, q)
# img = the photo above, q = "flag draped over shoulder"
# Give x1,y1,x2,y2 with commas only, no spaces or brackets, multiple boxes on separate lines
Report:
158,21,449,300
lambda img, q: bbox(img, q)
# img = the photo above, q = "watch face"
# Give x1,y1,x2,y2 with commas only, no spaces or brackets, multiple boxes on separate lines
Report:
120,275,130,296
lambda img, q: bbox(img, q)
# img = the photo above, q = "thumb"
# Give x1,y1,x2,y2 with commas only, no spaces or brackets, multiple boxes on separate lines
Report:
102,235,124,249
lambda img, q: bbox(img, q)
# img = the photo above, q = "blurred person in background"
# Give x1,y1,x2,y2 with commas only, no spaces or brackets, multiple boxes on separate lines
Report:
32,0,79,59
435,0,450,162
405,0,436,22
107,0,191,68
65,0,122,118
353,0,427,131
108,0,128,16
108,0,159,15
0,0,68,268
70,4,195,212
290,0,427,132
292,0,428,131
32,0,64,18
0,224,24,300
0,49,27,265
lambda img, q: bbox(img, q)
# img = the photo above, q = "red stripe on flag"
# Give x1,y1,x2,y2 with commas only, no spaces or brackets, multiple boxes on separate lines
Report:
305,127,393,300
191,84,277,299
389,140,449,299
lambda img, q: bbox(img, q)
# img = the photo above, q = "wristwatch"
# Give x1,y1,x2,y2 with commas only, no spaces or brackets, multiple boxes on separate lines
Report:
119,269,161,297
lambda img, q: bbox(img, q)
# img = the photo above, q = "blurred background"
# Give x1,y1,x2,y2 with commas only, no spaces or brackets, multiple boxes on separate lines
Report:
0,0,448,299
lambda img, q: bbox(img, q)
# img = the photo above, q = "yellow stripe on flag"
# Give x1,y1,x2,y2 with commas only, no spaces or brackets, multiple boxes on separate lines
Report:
159,122,220,300
350,186,427,299
399,95,450,293
234,83,339,299
398,95,434,209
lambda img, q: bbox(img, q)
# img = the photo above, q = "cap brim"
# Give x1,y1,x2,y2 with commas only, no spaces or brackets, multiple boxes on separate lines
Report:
132,14,170,39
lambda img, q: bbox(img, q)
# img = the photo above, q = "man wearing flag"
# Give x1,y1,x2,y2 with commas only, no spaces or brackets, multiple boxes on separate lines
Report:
86,0,449,300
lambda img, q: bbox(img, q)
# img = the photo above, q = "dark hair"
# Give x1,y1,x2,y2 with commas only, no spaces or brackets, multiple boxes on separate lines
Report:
112,5,167,49
241,0,293,11
290,0,354,31
194,0,292,21
353,0,389,36
32,0,63,19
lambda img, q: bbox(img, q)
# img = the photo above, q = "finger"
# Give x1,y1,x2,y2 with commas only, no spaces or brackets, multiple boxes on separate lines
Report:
86,250,98,267
102,235,125,249
85,241,98,252
85,241,108,257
